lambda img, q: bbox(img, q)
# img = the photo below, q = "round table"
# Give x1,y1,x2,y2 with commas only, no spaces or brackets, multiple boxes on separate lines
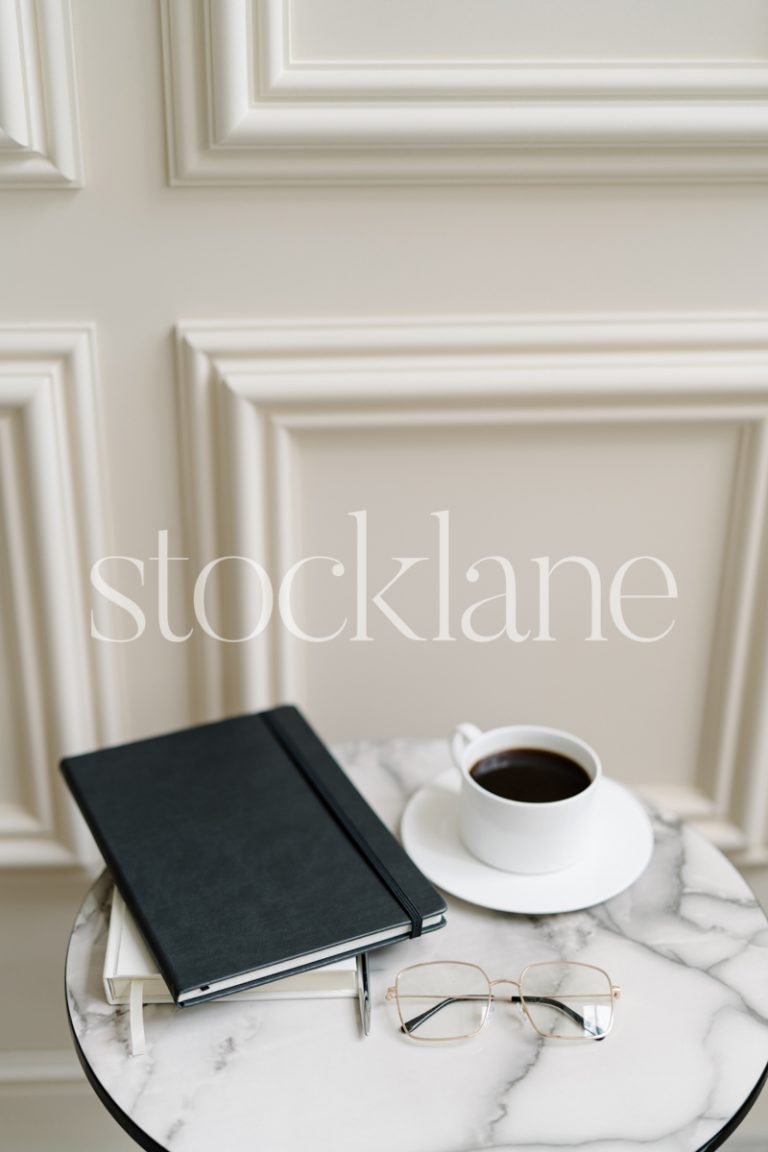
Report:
66,739,768,1152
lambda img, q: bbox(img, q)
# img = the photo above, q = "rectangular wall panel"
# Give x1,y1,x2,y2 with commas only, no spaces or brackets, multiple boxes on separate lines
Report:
162,0,768,183
0,0,82,186
0,328,121,867
177,316,768,864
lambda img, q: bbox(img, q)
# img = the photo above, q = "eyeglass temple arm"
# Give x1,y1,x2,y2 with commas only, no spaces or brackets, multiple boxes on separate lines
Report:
401,994,600,1037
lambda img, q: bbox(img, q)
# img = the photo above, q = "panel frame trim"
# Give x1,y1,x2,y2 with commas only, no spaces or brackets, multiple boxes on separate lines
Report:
0,327,120,867
162,0,768,183
177,316,768,861
0,0,83,188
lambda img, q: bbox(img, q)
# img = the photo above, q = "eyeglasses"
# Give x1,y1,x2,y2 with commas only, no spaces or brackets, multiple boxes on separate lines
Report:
386,960,620,1042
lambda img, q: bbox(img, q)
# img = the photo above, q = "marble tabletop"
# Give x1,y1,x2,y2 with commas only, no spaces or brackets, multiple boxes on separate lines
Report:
66,739,768,1152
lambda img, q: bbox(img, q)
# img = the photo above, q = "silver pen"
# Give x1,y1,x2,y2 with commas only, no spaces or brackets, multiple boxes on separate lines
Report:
356,952,371,1037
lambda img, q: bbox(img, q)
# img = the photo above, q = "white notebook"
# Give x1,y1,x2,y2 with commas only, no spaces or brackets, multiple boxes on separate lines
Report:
104,889,359,1053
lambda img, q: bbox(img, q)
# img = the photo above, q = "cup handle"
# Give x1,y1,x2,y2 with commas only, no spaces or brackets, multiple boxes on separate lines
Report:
451,723,482,771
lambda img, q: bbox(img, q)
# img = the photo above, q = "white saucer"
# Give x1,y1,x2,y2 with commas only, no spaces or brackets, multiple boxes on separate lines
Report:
401,771,654,914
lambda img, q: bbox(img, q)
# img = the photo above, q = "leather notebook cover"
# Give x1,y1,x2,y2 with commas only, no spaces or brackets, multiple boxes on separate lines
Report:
61,705,447,1005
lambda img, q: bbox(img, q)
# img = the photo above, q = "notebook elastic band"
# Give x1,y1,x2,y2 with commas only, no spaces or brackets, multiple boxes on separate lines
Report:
263,713,424,938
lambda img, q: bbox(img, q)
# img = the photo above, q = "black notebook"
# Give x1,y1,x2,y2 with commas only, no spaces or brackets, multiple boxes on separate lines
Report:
61,705,447,1006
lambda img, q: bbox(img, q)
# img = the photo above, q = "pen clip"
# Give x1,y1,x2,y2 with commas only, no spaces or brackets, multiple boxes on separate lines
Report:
356,952,370,1037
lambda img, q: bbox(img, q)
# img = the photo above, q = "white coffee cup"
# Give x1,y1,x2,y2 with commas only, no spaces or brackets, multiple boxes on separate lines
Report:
451,723,602,874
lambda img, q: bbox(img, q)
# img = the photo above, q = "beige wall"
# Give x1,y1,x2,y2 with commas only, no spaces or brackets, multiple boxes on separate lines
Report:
1,1,767,1146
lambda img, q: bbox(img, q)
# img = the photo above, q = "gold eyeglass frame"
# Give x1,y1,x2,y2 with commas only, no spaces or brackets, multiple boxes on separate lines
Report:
386,959,621,1043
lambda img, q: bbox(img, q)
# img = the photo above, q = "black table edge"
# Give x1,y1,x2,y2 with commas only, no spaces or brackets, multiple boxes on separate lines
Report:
699,1059,768,1152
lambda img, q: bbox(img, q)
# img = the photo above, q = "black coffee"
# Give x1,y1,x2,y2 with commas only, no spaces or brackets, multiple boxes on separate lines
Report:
470,748,591,804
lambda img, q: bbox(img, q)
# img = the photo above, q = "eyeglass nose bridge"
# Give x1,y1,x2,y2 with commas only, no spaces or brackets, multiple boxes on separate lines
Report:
489,977,521,1003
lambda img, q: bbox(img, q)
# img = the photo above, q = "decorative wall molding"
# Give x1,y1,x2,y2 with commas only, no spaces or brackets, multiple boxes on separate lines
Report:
161,0,768,183
177,316,768,861
0,327,119,867
0,0,83,187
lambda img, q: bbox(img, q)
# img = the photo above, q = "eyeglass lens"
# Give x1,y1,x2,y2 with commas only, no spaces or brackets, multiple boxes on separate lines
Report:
396,962,491,1040
520,961,614,1039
